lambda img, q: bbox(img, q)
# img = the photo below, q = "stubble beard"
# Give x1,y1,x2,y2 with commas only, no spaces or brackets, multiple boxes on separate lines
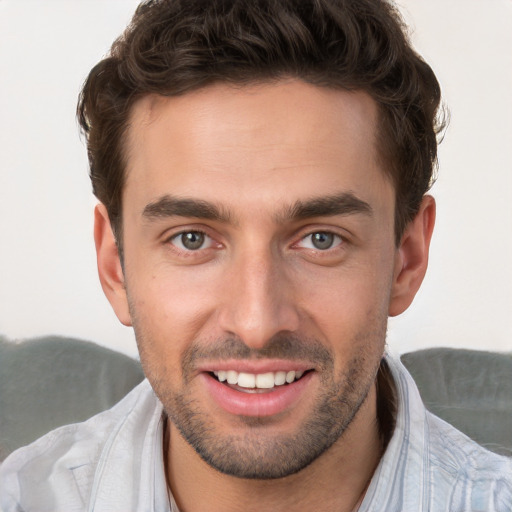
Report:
134,325,387,480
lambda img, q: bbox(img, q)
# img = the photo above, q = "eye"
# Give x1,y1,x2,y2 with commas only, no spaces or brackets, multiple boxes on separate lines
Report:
297,231,343,250
170,231,212,251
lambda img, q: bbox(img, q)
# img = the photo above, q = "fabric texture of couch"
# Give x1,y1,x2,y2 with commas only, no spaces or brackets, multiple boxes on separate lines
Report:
0,335,510,461
0,335,144,461
401,347,512,457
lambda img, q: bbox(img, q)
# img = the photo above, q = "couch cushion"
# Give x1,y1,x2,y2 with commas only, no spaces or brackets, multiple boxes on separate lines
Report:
401,347,512,456
0,335,144,461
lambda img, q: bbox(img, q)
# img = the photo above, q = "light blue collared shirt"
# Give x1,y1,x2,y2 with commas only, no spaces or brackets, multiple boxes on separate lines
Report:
1,356,511,511
361,356,512,511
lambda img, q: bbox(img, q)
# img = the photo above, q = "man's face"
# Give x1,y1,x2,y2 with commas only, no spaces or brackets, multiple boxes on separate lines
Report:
114,80,399,478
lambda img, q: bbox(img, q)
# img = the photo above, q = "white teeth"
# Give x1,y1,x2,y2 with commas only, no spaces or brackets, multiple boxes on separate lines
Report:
255,372,275,389
285,371,296,384
237,372,256,388
213,369,306,389
226,370,238,385
274,371,287,386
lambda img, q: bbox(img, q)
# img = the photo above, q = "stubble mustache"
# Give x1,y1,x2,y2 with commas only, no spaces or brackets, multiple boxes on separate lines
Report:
180,332,335,381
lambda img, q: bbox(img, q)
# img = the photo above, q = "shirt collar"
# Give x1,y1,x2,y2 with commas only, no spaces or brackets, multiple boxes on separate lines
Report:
359,354,430,510
87,380,171,512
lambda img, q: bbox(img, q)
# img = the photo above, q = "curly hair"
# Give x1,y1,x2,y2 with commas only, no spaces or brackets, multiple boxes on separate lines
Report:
78,0,445,248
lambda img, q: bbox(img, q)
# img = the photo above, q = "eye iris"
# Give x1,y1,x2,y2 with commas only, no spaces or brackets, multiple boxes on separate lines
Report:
181,232,205,250
311,232,334,250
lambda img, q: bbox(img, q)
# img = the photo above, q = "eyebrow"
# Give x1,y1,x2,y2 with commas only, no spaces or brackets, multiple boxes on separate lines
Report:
142,195,231,223
277,192,373,222
142,191,372,224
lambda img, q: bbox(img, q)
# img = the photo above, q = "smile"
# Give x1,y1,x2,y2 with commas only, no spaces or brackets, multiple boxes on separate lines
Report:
212,370,306,390
202,367,314,417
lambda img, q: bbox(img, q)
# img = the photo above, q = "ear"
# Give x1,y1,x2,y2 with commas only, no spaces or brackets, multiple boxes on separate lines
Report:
94,204,132,326
389,195,436,317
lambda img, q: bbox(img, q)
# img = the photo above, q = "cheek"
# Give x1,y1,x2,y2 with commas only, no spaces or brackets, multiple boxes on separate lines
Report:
296,260,393,349
300,258,393,313
126,264,222,348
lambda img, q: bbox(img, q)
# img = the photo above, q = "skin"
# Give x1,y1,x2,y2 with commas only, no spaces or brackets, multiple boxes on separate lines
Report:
95,80,435,511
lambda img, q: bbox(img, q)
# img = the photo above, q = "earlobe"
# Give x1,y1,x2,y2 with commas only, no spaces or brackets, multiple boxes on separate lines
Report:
389,195,436,317
94,204,132,326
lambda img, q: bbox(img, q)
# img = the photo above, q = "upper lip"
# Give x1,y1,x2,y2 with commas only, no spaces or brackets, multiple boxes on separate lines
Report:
196,359,314,374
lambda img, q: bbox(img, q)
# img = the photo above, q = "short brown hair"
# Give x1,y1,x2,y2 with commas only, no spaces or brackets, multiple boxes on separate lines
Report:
78,0,445,247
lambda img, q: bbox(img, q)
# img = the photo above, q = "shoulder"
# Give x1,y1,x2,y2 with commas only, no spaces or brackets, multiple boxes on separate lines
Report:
0,380,157,512
380,354,512,512
426,410,512,474
425,411,512,510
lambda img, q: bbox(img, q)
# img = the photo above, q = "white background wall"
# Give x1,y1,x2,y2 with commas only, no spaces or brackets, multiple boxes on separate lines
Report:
0,0,511,358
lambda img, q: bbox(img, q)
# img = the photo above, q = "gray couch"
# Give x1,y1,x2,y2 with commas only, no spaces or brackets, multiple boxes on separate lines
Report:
0,335,144,461
1,335,511,461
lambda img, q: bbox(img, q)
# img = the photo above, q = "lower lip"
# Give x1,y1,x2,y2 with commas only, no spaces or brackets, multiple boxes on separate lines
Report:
201,372,314,417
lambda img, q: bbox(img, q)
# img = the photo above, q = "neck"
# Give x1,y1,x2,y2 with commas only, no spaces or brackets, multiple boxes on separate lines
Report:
165,380,387,512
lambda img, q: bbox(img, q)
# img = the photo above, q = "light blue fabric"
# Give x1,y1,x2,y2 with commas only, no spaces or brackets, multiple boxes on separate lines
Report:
360,356,512,511
0,380,173,512
1,356,511,511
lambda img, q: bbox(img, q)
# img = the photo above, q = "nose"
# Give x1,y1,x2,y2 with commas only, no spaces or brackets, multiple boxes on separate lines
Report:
217,246,300,349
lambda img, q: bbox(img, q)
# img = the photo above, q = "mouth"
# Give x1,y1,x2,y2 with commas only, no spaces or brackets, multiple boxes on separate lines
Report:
201,366,315,417
210,369,310,393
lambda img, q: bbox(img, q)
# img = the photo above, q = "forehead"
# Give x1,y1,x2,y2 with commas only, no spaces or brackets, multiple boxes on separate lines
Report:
123,80,392,219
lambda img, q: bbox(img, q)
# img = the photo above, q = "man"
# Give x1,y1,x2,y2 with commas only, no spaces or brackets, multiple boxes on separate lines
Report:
1,0,511,510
